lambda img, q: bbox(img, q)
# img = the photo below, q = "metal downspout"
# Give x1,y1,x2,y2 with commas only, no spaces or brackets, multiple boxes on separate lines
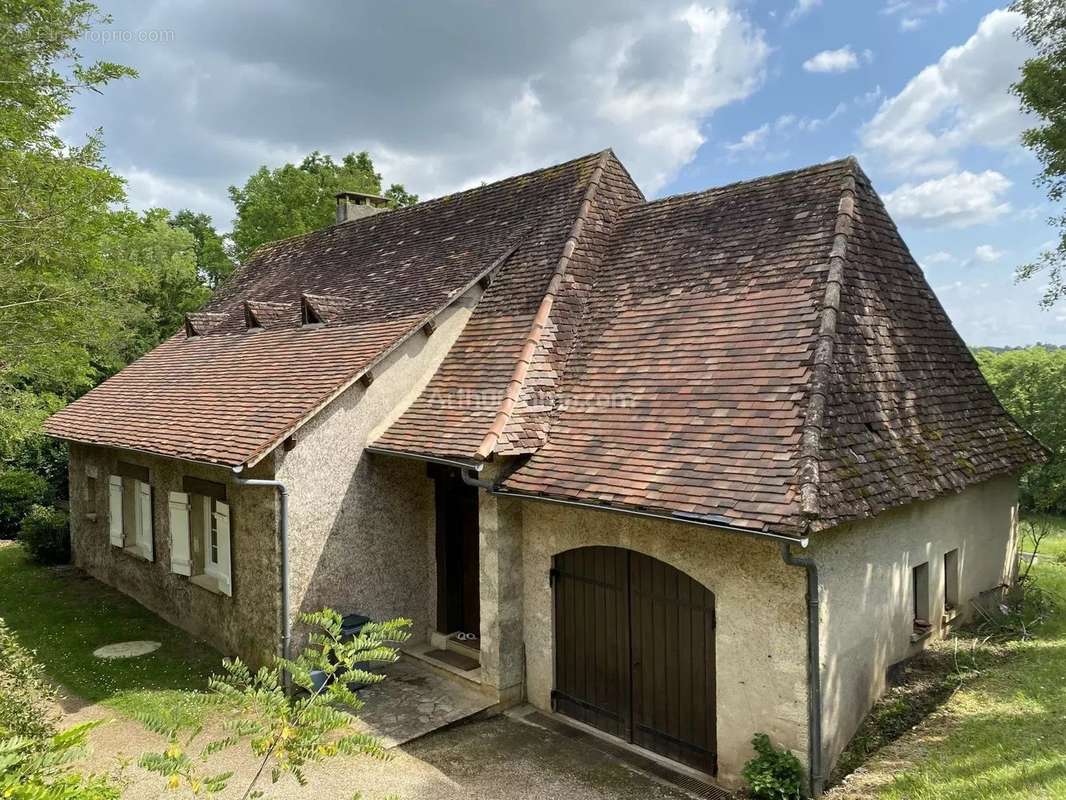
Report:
231,469,291,690
781,541,824,798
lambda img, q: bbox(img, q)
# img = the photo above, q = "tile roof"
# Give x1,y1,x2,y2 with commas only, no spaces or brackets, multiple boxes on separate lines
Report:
44,150,610,466
495,159,1045,536
371,151,645,460
46,149,1044,536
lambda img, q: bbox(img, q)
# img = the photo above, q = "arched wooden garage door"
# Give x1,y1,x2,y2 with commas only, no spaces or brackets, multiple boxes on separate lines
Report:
551,546,717,774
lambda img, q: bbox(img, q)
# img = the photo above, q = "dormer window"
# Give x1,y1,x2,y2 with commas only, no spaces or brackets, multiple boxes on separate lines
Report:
242,300,294,331
300,293,347,326
302,295,324,326
184,312,227,338
244,303,262,330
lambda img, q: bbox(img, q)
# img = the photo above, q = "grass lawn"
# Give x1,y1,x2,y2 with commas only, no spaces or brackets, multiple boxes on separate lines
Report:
0,543,221,720
838,515,1066,799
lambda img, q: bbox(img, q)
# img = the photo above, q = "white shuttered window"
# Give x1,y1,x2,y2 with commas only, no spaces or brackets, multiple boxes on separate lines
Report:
168,491,192,575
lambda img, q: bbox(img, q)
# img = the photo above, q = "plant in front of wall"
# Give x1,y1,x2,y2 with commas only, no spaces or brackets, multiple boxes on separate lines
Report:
18,504,71,565
741,733,805,800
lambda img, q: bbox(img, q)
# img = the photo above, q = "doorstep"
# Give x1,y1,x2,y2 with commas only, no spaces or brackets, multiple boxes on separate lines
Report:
403,640,485,688
352,654,494,748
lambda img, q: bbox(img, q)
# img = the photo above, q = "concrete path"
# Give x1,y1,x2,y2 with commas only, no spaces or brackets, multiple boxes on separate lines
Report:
66,696,696,799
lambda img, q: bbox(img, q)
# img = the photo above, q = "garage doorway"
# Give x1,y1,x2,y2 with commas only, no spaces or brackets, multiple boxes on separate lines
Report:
551,546,717,775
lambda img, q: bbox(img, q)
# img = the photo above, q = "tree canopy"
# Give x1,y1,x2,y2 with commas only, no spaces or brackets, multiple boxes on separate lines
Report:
228,150,418,262
1012,0,1066,305
169,209,234,288
976,346,1066,512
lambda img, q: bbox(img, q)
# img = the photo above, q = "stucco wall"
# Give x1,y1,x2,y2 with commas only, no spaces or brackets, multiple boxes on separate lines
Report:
809,475,1019,773
277,285,482,646
67,443,280,662
519,500,810,789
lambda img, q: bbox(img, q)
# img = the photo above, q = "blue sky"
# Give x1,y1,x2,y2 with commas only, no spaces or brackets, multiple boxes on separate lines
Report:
663,1,1062,346
69,0,1064,346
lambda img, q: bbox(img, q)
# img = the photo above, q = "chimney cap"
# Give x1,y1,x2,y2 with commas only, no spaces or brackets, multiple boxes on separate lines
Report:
334,190,389,208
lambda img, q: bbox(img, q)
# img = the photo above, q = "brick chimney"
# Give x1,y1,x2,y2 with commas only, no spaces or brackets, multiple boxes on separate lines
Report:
335,191,389,224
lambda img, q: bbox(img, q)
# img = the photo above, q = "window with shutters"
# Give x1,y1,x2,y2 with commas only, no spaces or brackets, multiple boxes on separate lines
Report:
108,463,154,562
170,477,231,596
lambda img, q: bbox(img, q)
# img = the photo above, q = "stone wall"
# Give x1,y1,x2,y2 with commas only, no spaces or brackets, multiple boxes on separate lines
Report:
517,500,810,790
67,443,280,662
277,285,482,646
809,475,1019,774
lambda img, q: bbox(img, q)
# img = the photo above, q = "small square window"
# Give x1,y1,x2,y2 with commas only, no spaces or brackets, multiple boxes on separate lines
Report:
913,562,930,635
944,549,960,612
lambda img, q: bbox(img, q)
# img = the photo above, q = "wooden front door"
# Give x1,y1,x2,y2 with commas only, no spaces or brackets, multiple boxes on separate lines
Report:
551,546,717,774
434,470,480,637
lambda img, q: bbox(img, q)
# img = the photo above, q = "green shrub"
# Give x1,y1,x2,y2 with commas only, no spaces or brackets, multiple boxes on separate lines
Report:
0,617,57,741
19,505,71,565
0,469,50,538
742,733,805,800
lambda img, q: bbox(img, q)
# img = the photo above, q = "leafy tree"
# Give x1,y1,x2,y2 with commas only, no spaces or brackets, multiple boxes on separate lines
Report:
976,346,1066,511
228,151,418,262
1012,0,1066,305
0,0,138,496
169,210,234,288
105,208,210,355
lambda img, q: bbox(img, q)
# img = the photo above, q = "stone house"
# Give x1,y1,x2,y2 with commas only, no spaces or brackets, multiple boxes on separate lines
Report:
45,151,1044,794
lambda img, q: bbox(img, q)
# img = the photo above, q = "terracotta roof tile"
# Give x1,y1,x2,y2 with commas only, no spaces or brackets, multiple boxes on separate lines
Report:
498,158,1044,535
45,151,610,466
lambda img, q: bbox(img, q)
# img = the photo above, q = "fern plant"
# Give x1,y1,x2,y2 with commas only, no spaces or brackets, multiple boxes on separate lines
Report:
137,609,411,798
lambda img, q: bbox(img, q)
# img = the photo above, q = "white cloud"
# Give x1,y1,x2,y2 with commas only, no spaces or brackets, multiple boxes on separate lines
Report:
973,244,1005,263
726,123,770,152
858,85,883,106
803,46,864,73
122,166,236,230
775,101,848,134
883,170,1012,227
787,0,821,23
66,0,770,219
924,250,956,265
860,9,1031,177
884,0,949,31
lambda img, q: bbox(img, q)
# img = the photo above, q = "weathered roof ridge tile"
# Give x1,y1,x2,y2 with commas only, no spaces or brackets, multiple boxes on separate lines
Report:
797,160,858,521
474,149,613,460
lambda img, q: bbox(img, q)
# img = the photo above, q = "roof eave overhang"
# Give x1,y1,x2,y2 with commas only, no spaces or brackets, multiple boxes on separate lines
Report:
43,433,241,473
364,445,483,473
489,485,809,547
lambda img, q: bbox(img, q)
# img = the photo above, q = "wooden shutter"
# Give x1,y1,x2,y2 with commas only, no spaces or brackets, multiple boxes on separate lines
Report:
168,491,192,576
108,475,124,546
213,501,232,596
137,480,154,561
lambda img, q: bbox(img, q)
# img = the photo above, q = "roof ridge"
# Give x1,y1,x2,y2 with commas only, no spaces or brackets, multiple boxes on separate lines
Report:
239,149,610,266
474,150,612,460
640,156,857,212
796,163,859,523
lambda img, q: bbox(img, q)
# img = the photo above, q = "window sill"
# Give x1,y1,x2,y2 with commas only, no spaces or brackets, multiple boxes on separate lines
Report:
121,543,152,562
910,626,934,644
190,573,227,596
